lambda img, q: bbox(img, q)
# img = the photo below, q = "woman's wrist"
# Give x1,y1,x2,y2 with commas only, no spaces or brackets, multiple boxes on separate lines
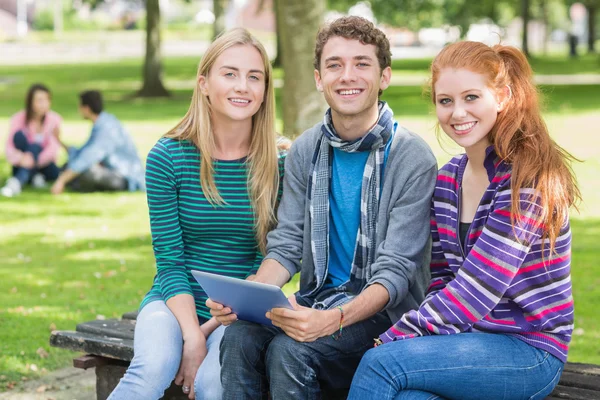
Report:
182,325,204,343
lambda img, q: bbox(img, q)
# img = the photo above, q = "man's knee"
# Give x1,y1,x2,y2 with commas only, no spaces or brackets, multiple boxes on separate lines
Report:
265,334,315,370
220,320,269,365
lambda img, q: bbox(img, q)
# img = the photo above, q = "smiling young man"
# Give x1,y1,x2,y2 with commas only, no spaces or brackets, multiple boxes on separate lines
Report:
212,16,438,399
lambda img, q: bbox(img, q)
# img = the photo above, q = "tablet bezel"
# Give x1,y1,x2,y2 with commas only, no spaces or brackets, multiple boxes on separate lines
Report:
191,270,293,326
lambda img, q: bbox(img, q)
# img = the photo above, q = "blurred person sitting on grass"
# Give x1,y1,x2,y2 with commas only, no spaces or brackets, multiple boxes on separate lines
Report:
50,90,145,195
2,83,62,197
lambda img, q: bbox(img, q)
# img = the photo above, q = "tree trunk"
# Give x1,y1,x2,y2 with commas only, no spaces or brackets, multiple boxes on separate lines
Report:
138,0,169,98
588,5,596,53
521,0,530,57
272,0,282,68
213,0,227,40
276,0,327,137
541,0,549,55
53,0,63,37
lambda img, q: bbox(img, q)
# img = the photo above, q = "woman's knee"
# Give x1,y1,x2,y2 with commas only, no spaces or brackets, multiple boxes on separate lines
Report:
194,359,223,400
12,130,28,150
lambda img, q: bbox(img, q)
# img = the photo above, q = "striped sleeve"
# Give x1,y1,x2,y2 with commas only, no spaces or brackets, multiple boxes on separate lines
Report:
381,185,544,342
423,205,453,302
146,140,192,301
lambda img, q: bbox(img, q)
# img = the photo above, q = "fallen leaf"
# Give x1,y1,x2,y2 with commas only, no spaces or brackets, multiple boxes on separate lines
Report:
36,348,49,359
6,381,15,389
96,314,106,320
40,293,47,299
49,323,57,331
10,287,17,294
30,364,38,372
104,270,117,278
93,272,102,279
35,384,47,393
574,328,585,336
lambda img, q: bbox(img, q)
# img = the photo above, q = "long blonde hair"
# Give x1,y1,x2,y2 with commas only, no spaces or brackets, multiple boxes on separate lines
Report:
165,28,279,254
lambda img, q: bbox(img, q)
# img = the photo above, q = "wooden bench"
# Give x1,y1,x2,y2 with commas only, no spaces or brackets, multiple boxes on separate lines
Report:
50,311,188,400
50,312,600,400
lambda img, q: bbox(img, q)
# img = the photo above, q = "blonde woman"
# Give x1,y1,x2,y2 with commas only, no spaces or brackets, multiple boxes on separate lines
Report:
108,28,283,400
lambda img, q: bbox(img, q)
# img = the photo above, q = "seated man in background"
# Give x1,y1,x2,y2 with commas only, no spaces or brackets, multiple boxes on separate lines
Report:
51,90,145,194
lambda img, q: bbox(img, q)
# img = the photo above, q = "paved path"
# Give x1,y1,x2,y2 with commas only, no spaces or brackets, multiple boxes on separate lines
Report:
0,368,95,400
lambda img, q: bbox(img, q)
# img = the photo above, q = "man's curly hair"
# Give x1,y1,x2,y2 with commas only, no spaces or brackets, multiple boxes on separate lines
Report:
313,16,392,73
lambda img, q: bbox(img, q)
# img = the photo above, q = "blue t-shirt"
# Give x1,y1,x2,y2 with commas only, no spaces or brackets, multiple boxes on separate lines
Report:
325,127,395,288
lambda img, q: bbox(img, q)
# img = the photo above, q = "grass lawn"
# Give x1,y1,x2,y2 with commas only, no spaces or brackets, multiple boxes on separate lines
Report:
0,57,599,390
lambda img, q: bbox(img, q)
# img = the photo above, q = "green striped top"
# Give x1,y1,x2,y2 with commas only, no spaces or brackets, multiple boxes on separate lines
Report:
140,137,285,323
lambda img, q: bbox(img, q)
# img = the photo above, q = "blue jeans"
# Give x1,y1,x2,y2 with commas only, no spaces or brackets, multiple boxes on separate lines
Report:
219,294,391,400
108,301,225,400
348,333,565,400
11,130,59,185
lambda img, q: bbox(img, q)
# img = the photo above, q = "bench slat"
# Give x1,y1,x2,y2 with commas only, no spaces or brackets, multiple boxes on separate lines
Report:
121,311,138,321
563,362,600,376
76,319,135,340
50,330,134,361
557,370,600,391
549,384,600,400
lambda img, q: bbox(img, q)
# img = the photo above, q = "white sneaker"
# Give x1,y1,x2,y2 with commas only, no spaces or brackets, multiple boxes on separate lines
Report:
31,173,47,188
1,177,22,197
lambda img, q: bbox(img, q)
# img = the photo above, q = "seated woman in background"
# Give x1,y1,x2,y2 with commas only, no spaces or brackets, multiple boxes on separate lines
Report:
2,83,62,197
348,41,580,400
107,28,283,400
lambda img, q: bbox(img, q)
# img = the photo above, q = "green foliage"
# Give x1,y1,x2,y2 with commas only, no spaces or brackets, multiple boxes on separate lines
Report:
328,0,521,32
32,9,55,31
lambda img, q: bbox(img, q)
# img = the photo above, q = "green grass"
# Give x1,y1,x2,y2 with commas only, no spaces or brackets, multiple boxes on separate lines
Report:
0,56,599,390
391,53,600,76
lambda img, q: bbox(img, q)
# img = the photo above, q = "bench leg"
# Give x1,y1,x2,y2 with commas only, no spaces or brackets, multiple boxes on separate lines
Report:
95,363,129,400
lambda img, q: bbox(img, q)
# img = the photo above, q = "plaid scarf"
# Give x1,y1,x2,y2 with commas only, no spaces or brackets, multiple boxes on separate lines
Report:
306,101,394,307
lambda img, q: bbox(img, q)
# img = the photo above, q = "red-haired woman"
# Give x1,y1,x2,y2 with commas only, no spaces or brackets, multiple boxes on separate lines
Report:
348,41,580,400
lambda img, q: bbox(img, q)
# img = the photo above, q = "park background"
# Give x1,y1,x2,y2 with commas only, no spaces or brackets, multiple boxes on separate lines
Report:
0,0,599,396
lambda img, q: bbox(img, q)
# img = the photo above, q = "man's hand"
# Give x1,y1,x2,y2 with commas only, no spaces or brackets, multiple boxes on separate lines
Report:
174,333,208,399
51,180,65,195
267,296,340,342
19,152,35,169
206,298,238,326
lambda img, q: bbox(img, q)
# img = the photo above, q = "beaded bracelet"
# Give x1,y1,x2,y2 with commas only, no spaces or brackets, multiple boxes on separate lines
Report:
331,305,344,340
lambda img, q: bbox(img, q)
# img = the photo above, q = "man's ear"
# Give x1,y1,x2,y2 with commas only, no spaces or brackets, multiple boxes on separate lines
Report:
379,66,392,91
314,69,323,92
198,75,209,96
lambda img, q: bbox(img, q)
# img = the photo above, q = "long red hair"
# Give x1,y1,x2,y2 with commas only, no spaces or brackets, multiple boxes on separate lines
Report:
430,41,580,251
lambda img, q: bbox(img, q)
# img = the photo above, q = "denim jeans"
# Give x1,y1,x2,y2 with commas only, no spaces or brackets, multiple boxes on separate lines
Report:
108,300,225,400
348,333,565,400
12,130,59,185
65,146,128,192
219,294,391,400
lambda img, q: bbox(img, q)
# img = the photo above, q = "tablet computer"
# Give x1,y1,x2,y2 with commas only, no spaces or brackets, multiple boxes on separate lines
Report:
191,270,293,326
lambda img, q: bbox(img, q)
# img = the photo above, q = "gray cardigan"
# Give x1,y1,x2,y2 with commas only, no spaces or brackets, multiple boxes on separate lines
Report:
265,122,437,323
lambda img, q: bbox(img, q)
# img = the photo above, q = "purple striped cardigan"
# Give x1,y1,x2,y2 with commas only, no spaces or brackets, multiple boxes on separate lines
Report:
380,146,574,362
